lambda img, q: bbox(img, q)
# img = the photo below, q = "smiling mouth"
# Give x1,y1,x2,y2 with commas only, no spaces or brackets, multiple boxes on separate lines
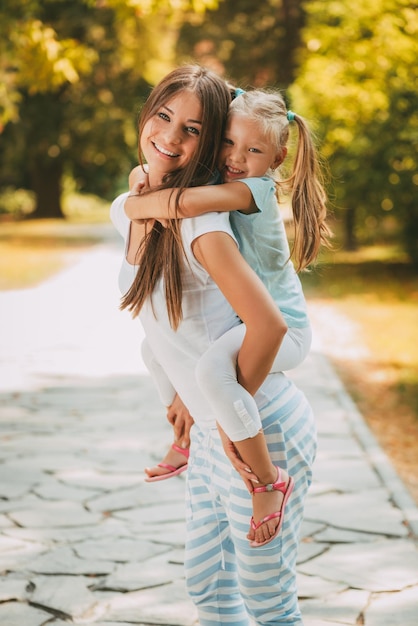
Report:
153,142,180,158
226,164,244,175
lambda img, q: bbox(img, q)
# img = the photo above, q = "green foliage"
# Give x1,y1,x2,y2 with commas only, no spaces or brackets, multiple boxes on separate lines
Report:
0,0,220,217
177,0,305,87
290,0,418,261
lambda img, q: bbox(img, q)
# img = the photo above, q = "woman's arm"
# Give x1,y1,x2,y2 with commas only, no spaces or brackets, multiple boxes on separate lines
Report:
192,232,287,395
125,180,257,222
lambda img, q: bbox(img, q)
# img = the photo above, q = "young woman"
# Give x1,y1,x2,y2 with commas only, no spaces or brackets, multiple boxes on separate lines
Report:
111,65,317,624
124,88,331,528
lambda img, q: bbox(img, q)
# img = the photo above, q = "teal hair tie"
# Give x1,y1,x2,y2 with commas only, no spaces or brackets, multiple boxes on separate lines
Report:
234,88,246,98
287,110,296,122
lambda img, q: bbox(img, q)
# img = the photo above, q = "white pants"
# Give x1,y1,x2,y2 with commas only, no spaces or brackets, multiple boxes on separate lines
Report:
142,324,311,441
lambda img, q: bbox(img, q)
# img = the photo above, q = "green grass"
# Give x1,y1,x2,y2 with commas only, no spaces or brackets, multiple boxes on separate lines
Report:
302,244,418,501
302,245,418,401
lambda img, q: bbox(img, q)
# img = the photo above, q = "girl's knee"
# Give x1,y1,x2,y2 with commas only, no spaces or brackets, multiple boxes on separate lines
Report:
196,348,236,396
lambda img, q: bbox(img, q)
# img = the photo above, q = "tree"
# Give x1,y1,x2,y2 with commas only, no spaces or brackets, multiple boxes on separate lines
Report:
290,0,418,261
0,0,219,218
176,0,305,87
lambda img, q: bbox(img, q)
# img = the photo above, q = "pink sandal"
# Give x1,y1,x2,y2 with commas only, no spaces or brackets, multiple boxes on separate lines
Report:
145,443,190,482
249,466,294,547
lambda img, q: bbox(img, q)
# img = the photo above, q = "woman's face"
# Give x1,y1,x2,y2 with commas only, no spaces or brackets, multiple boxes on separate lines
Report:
140,91,203,185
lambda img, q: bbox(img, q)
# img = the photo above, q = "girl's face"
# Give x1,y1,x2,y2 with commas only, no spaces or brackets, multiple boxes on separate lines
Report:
140,91,203,185
218,114,283,182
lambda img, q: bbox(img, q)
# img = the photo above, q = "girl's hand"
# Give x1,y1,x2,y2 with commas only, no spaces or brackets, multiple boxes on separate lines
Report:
217,424,259,492
128,165,149,192
166,394,194,448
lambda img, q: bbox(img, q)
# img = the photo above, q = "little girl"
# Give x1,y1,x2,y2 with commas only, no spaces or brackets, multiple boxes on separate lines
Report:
125,89,331,508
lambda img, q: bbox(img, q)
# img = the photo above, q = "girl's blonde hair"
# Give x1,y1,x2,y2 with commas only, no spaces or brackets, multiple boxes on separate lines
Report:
230,90,332,271
120,65,232,327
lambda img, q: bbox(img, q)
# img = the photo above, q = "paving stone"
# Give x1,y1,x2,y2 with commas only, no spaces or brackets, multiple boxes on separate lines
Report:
102,579,198,625
86,479,186,512
138,520,187,546
314,526,385,543
298,539,418,591
28,574,100,620
311,457,381,492
300,520,326,538
314,434,364,458
4,516,134,544
49,623,137,626
95,552,185,591
55,468,143,490
0,602,51,626
0,462,46,498
302,618,354,626
297,540,329,564
0,535,48,572
114,500,186,526
0,576,30,601
364,585,418,625
73,537,169,562
0,493,50,515
304,489,408,537
297,572,346,599
300,588,370,624
8,500,104,527
33,479,103,501
26,546,116,575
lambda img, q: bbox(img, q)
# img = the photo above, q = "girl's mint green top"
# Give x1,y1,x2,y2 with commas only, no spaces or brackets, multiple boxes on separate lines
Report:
229,176,309,329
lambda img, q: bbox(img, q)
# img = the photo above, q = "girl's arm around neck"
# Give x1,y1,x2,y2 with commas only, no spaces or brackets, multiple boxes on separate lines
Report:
192,231,287,396
124,181,257,222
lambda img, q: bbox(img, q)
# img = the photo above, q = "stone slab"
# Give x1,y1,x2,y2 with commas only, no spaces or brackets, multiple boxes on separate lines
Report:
0,602,51,626
299,539,418,591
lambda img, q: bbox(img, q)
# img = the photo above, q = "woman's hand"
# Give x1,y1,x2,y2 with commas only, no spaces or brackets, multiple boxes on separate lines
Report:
217,424,258,493
166,394,194,448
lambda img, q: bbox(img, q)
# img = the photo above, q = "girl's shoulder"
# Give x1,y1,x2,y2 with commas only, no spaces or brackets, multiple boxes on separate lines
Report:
236,176,276,214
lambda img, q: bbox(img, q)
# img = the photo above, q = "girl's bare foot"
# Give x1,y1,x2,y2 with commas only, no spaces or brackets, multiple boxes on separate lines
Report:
145,442,189,482
246,467,294,546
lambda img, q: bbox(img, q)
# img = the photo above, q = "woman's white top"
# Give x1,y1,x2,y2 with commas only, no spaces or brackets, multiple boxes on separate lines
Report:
110,192,286,430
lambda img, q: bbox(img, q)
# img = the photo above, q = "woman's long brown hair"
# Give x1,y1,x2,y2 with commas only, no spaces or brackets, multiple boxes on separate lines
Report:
120,65,232,328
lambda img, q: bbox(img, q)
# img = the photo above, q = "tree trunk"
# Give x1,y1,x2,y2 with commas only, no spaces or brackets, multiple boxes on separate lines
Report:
279,0,305,86
29,156,65,219
344,206,357,251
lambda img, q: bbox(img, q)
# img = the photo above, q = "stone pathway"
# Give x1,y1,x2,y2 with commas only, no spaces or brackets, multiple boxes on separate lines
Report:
0,227,417,625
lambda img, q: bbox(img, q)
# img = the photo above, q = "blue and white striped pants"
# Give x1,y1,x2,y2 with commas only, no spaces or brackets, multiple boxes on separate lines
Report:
185,379,316,625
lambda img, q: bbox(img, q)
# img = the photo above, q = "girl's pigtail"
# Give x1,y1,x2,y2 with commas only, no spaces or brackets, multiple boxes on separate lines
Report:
288,114,332,271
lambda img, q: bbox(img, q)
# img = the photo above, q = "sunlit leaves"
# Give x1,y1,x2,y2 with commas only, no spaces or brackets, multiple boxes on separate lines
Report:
10,20,97,94
291,0,418,259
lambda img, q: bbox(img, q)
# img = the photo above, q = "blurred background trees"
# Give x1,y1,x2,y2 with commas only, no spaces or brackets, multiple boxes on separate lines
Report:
1,0,417,263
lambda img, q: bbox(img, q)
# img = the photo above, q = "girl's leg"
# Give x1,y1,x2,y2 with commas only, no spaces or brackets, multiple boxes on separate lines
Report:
195,325,311,543
195,324,311,441
141,339,176,406
270,325,312,372
185,427,251,626
141,340,189,480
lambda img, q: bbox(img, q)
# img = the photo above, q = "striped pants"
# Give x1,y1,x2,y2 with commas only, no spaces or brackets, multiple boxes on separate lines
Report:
185,378,316,625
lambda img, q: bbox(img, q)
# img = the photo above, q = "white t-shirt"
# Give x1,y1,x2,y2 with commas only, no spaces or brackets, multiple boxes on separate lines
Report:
112,192,279,429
